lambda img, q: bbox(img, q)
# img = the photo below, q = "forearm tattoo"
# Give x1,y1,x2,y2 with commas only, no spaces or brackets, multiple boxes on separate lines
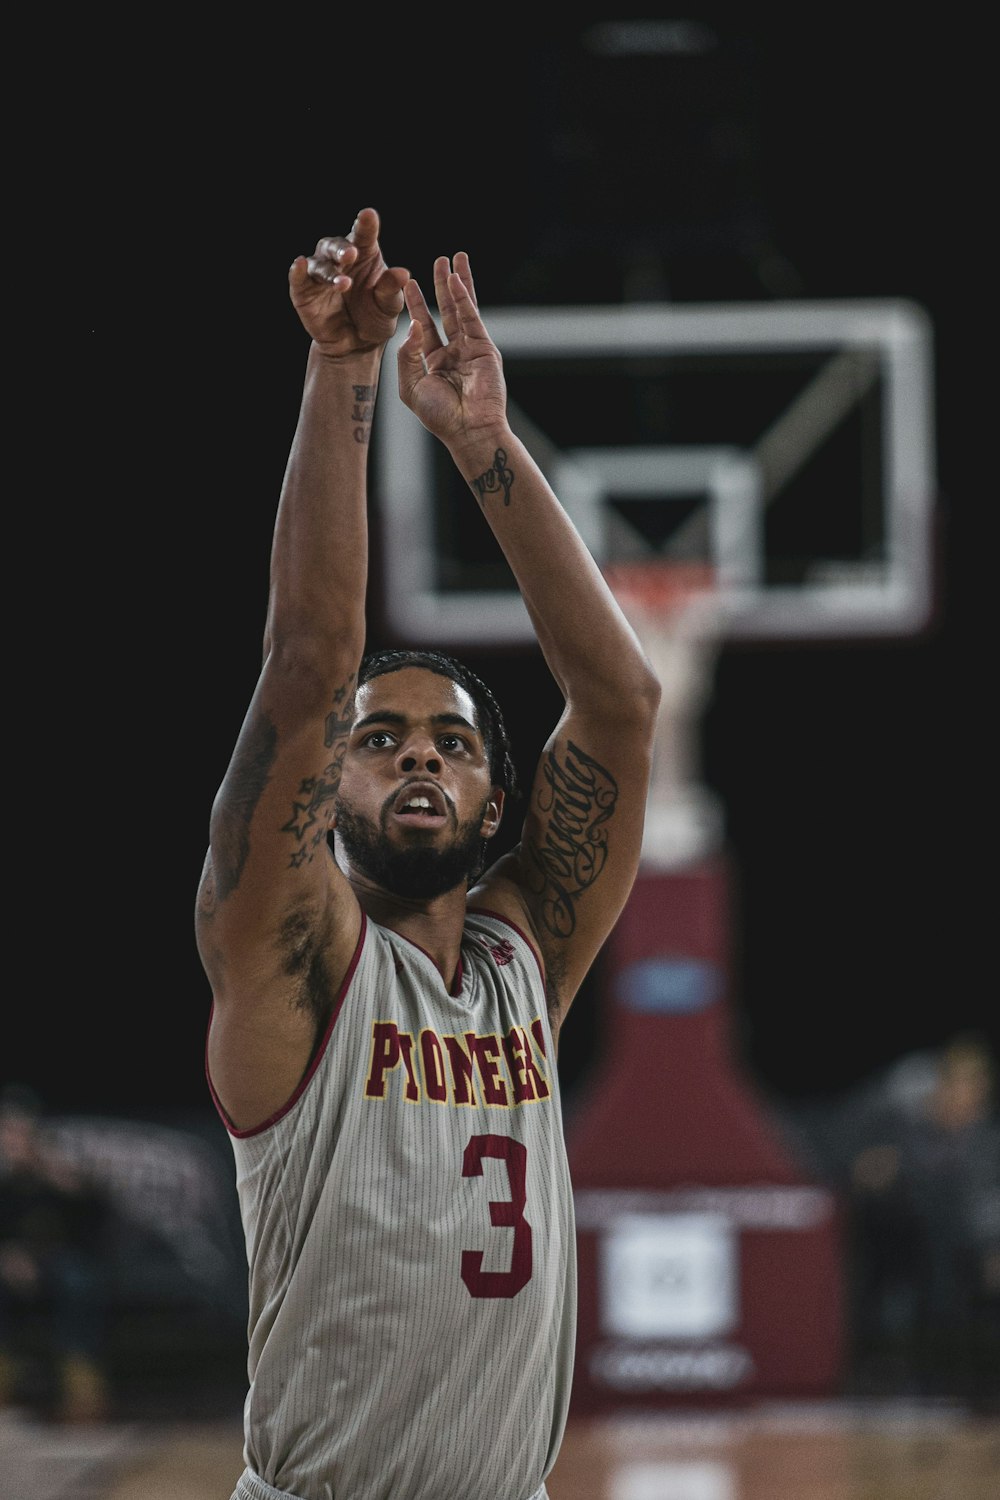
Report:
525,740,619,938
470,448,514,507
352,383,376,445
281,676,355,865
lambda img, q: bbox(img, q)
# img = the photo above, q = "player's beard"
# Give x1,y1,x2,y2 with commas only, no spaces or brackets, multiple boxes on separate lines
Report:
332,794,490,899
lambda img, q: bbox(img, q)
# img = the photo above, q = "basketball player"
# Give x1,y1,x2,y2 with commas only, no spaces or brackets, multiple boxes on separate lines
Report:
195,207,660,1500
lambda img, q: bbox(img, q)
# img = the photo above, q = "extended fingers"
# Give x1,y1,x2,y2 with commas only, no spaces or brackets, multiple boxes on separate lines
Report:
448,267,489,338
433,253,480,339
404,279,444,354
432,256,461,338
452,251,478,308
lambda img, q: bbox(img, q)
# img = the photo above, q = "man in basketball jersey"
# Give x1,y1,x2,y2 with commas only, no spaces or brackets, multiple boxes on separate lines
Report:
196,207,660,1500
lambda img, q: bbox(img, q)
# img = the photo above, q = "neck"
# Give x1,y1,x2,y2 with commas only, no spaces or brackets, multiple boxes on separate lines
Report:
349,873,469,989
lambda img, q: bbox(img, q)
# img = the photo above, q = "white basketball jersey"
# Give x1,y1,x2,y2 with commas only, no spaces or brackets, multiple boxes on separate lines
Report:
215,906,577,1500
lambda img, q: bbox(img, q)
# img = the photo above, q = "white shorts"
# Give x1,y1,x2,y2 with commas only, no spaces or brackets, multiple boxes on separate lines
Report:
232,1471,300,1500
231,1468,548,1500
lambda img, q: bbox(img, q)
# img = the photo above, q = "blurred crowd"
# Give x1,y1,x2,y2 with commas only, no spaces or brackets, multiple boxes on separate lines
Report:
794,1031,1000,1409
0,1083,111,1421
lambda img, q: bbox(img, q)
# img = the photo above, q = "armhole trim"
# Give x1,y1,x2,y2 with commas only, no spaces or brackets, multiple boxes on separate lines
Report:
467,904,546,984
206,910,369,1138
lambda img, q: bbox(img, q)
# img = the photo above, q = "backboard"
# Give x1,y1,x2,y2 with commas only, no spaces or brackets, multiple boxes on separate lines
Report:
374,298,935,644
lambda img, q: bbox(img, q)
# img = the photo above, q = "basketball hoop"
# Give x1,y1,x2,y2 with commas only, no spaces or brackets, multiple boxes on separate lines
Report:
602,560,720,644
603,560,725,870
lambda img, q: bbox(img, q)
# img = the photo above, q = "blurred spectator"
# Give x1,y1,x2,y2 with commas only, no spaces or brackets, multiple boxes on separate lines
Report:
846,1033,1000,1407
0,1084,112,1422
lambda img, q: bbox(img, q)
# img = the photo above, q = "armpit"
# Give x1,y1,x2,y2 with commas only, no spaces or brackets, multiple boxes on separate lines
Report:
277,901,341,1032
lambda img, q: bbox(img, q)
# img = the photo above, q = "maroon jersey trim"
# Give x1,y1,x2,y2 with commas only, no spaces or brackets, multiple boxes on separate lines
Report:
206,910,369,1138
467,905,545,983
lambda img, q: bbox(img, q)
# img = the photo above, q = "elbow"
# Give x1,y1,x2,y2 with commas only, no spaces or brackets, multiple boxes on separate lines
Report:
620,657,662,733
263,629,363,706
265,596,366,676
569,655,661,730
637,659,663,718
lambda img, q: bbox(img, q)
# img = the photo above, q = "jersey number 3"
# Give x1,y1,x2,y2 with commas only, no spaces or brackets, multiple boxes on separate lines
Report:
461,1134,533,1298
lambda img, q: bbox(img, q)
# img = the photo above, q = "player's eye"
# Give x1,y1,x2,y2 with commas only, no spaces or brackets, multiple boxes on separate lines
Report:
363,730,395,748
439,734,467,752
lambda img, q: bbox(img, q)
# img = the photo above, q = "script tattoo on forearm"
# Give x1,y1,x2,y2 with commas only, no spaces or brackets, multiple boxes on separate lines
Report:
352,383,376,445
470,448,514,507
525,740,619,938
282,676,355,866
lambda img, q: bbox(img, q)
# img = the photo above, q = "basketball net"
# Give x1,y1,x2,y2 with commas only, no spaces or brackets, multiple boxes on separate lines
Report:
602,561,726,870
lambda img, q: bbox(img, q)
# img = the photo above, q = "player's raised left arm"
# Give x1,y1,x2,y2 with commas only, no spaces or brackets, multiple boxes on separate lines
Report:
397,256,661,1031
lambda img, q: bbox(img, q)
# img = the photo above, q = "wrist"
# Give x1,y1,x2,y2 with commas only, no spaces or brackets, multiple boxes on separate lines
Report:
308,340,386,368
446,422,516,475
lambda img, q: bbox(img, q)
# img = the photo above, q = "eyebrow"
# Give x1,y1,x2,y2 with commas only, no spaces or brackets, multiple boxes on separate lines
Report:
352,710,480,736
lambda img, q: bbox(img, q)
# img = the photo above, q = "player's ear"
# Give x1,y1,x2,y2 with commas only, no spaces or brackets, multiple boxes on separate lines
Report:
481,789,504,839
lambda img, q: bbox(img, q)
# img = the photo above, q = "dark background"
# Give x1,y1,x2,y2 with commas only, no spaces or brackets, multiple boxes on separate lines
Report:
20,17,985,1129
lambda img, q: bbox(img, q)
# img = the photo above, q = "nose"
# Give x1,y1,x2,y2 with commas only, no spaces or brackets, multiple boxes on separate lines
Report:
396,737,441,776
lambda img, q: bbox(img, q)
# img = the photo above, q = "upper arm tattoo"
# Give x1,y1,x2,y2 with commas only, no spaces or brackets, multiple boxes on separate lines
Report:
524,740,619,939
212,712,279,901
209,676,356,900
280,675,355,867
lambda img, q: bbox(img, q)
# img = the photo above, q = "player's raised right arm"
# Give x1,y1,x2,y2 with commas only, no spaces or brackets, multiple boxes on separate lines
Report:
195,208,409,1129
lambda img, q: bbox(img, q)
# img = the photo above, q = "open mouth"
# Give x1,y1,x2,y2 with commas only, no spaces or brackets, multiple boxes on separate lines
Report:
392,783,449,826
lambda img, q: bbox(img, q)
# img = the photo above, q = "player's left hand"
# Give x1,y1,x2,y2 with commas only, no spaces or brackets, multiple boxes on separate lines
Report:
396,253,507,445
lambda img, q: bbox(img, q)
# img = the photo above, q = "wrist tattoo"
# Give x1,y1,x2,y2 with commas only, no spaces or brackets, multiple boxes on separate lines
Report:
352,383,376,445
470,448,514,507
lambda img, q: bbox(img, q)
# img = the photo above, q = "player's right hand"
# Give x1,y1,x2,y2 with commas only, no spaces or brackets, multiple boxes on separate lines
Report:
288,207,409,356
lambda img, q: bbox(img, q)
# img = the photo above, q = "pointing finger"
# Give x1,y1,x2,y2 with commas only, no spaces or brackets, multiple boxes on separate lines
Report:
349,207,381,247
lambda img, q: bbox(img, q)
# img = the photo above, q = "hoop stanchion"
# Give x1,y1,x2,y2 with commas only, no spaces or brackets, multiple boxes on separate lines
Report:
565,855,847,1411
566,562,846,1411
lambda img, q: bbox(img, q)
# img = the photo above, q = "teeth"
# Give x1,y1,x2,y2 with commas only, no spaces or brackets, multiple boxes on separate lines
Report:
404,796,433,811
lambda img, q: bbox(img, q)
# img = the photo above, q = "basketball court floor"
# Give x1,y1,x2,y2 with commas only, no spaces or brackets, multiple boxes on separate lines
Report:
4,1400,999,1500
